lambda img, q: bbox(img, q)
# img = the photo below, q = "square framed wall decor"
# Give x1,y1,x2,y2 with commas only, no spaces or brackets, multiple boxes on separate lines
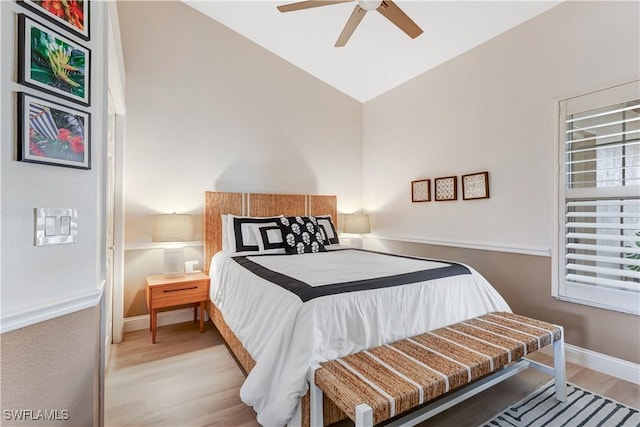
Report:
462,171,490,200
411,179,431,202
434,176,457,201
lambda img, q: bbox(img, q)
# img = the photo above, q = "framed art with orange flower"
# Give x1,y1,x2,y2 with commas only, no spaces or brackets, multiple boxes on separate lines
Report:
18,0,89,41
18,14,90,106
411,179,431,202
18,92,91,169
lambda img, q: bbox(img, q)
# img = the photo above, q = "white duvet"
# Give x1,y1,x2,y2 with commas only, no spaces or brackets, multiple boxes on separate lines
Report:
209,248,511,426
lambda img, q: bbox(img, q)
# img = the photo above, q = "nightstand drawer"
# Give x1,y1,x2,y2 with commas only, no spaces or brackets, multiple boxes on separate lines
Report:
150,280,208,309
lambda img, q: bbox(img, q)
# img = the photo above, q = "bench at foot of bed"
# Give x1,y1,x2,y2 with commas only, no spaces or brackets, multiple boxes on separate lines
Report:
309,312,566,427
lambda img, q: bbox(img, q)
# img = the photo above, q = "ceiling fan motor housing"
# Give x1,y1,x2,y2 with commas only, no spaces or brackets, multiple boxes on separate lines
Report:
357,0,383,11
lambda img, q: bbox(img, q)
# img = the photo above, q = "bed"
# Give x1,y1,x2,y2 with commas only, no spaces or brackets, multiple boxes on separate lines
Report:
203,191,511,426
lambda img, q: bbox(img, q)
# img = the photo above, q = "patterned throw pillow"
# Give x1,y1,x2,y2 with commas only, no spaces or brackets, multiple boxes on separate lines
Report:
278,216,327,254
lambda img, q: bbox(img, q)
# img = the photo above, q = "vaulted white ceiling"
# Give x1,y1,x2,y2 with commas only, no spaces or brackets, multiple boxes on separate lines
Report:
184,1,561,102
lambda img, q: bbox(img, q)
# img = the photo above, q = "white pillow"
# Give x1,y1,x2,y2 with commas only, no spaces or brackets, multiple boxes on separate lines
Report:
221,214,231,252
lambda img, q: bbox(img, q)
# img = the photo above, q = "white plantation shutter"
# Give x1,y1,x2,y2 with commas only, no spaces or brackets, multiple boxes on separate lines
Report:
556,80,640,314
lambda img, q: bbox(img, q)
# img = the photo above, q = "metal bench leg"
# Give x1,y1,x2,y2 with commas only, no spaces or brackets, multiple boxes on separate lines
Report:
356,403,373,427
553,326,567,402
309,364,324,427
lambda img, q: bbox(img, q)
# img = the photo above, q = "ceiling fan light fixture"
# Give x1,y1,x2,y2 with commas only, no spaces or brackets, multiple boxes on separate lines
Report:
356,0,382,11
278,0,423,46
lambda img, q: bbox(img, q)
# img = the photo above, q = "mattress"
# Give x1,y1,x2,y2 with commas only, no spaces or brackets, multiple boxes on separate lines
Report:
208,247,511,426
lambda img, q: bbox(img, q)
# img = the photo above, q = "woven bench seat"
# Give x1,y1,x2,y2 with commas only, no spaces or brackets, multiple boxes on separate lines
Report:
309,312,566,427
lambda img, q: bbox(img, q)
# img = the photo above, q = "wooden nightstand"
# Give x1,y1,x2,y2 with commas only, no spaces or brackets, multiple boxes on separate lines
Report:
146,272,209,343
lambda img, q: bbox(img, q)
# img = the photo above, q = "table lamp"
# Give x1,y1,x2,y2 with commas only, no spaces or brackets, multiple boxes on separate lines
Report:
343,213,371,235
152,213,194,278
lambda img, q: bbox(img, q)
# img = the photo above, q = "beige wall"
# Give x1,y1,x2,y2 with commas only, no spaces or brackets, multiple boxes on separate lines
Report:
1,307,101,426
117,1,363,316
362,1,639,363
365,239,640,364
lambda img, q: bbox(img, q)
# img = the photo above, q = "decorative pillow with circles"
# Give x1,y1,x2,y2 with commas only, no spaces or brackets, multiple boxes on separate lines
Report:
278,216,327,254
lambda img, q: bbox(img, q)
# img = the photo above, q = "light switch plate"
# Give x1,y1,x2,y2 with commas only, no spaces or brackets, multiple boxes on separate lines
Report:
35,208,78,246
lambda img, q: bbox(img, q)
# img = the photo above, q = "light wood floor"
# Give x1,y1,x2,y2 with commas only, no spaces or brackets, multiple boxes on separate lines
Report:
105,320,639,427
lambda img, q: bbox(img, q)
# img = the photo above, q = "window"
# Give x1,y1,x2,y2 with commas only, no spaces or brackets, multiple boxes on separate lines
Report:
555,80,640,315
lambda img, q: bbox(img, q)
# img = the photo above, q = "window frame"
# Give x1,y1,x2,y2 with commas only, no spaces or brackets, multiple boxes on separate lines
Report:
553,79,640,315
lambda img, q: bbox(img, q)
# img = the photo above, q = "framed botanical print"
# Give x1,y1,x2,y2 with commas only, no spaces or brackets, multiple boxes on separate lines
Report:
18,0,89,41
18,92,91,169
18,14,90,106
462,171,490,200
411,179,431,202
434,176,457,201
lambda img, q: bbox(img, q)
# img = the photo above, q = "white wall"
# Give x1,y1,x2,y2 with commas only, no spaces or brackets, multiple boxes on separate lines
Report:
117,1,363,316
119,1,363,247
363,1,639,255
1,1,108,331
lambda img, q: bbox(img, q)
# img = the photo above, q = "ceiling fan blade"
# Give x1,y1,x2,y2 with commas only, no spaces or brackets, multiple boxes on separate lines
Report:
335,5,367,47
277,0,352,13
377,0,423,39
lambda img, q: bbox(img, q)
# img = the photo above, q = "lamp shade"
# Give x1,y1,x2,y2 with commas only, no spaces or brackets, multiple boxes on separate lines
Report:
152,214,194,242
343,213,371,234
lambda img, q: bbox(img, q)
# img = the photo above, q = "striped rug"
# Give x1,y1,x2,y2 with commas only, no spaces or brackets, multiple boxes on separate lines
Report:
481,381,640,427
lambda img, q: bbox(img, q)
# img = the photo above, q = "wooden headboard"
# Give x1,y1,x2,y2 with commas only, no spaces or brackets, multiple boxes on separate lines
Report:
204,191,337,273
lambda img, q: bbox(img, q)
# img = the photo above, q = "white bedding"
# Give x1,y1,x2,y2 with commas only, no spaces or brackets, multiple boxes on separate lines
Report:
209,248,511,426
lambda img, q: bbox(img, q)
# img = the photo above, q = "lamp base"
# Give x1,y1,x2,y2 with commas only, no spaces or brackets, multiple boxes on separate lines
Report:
163,246,185,278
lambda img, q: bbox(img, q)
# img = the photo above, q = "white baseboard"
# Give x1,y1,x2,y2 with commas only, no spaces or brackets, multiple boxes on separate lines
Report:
539,343,640,385
123,308,196,333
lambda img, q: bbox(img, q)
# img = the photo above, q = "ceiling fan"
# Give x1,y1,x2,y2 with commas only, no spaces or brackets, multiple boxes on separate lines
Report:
277,0,423,47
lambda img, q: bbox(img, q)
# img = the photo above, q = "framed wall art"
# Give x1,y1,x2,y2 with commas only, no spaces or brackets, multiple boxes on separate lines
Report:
18,14,91,106
462,171,490,200
411,179,431,202
18,92,91,169
18,0,89,41
434,176,457,201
